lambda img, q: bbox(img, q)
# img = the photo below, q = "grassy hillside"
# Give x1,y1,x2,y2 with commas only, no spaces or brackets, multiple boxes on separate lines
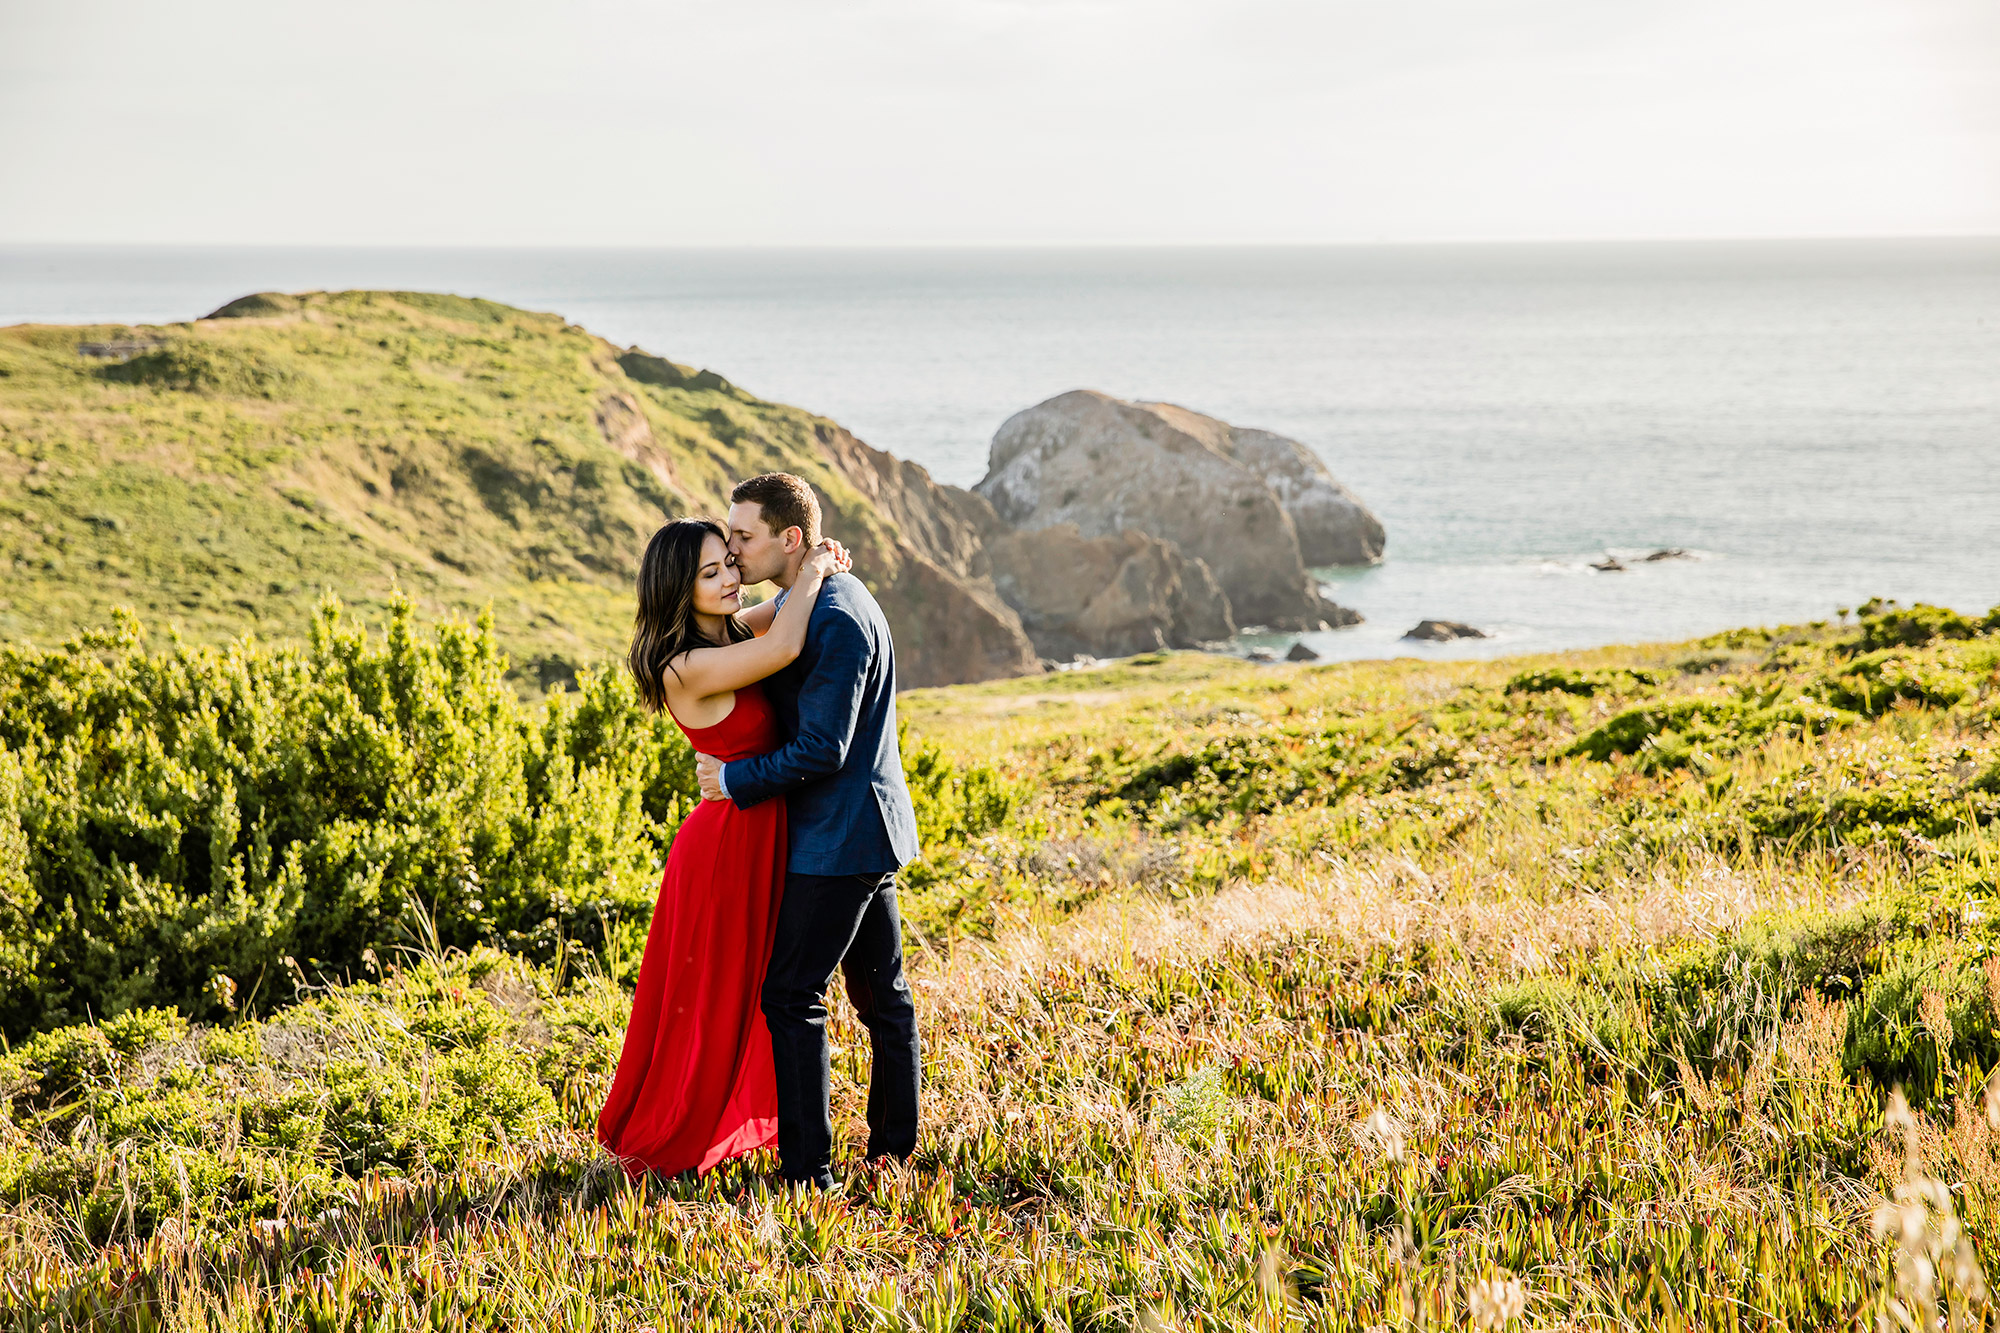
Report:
4,599,1999,1329
0,290,1030,693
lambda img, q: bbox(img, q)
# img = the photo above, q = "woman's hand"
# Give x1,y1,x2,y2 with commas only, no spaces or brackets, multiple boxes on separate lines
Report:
804,538,851,580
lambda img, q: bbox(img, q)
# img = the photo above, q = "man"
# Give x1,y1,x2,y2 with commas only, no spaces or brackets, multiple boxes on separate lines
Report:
693,472,922,1191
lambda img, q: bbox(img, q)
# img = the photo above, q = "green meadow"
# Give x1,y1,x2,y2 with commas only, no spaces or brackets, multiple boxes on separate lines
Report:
3,596,1999,1330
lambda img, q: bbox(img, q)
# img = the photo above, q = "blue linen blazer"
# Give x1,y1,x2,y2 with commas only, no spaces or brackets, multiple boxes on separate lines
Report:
720,573,921,876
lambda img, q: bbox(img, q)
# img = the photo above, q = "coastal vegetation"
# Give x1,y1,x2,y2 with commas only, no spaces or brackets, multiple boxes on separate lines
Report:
3,596,1998,1329
0,291,1034,693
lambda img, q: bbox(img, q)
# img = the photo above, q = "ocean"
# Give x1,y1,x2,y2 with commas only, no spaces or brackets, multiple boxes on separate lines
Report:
4,240,1996,662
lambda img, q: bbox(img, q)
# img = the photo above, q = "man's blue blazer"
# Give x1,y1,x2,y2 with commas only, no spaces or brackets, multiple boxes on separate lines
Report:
721,573,921,876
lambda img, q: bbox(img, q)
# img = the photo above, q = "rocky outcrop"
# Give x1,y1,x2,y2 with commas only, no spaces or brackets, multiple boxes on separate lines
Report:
804,424,1043,689
813,423,995,582
857,548,1042,689
617,348,738,395
1219,427,1383,566
593,391,682,492
984,525,1234,661
604,357,1376,684
975,391,1369,630
1403,620,1487,641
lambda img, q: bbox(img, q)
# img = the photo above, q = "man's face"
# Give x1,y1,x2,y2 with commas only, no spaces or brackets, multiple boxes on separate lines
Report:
726,501,798,585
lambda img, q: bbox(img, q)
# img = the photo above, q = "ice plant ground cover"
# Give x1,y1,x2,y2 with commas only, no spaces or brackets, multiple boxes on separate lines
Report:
3,598,2000,1329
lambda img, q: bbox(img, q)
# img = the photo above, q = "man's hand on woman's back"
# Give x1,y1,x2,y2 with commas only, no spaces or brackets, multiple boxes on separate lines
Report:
695,753,726,801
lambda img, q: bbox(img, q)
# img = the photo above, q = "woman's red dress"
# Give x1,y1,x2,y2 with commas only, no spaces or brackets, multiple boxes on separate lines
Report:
596,683,785,1177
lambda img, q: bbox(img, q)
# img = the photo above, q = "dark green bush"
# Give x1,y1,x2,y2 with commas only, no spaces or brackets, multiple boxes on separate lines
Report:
0,598,691,1039
1569,695,1855,770
0,601,1016,1040
1504,667,1658,697
1854,601,1987,651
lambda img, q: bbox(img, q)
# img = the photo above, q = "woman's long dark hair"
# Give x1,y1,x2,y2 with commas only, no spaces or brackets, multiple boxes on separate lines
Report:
628,517,750,714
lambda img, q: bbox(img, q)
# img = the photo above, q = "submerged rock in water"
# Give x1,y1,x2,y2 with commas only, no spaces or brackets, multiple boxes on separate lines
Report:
1246,647,1278,663
1403,619,1488,642
1591,556,1628,572
1286,641,1320,661
974,390,1373,630
1643,547,1692,562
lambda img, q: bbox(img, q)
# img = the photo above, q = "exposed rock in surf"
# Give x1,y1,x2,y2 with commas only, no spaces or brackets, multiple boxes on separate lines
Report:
974,390,1371,631
1403,620,1488,642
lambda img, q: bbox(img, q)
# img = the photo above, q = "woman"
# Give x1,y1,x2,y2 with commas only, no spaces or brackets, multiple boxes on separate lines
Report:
596,516,849,1177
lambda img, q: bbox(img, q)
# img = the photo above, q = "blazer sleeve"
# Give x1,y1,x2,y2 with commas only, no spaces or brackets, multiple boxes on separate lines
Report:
721,609,872,809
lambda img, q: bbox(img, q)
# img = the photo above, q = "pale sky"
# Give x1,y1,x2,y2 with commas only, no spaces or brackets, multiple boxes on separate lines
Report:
2,0,1995,246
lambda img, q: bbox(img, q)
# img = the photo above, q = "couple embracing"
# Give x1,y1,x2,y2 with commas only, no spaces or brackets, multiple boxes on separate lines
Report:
595,472,921,1192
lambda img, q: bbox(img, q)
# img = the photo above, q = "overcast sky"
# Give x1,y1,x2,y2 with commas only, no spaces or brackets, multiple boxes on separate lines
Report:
3,0,1995,246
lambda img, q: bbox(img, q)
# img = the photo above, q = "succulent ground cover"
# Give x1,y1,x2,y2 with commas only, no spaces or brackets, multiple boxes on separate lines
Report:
3,599,2000,1329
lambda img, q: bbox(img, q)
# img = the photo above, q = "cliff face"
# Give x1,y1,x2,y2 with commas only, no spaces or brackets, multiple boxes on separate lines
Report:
0,291,1040,690
985,525,1235,660
804,424,1040,688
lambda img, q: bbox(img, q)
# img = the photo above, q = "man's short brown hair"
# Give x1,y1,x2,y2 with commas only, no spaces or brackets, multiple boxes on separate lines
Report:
730,473,822,547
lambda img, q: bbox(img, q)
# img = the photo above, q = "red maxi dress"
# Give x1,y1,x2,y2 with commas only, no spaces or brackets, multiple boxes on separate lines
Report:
597,683,785,1176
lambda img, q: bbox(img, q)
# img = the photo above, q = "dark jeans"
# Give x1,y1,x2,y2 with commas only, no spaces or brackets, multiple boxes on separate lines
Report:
761,870,921,1188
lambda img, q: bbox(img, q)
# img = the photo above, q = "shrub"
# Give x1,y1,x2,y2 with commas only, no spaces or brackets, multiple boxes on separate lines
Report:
1504,667,1657,697
1735,742,2000,844
1569,695,1855,771
1490,974,1639,1061
100,1005,188,1055
1845,937,1998,1094
0,598,691,1039
0,601,1022,1040
19,1022,116,1092
0,950,591,1237
98,338,304,398
902,728,1015,849
1855,601,1985,651
1816,649,1981,714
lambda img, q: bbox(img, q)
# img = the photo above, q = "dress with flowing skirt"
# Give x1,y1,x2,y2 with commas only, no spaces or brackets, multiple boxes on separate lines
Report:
596,683,786,1176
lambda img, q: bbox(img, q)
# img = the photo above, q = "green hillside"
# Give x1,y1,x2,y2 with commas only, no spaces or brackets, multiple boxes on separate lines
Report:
0,290,1018,692
4,598,2000,1328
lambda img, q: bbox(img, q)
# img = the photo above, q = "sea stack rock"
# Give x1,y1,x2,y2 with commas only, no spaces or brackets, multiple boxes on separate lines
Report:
974,390,1376,630
984,525,1234,660
1223,427,1384,566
